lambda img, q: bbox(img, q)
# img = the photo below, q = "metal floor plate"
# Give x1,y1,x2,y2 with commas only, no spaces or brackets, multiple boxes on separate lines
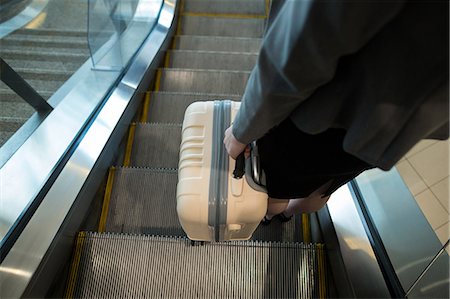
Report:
68,232,325,299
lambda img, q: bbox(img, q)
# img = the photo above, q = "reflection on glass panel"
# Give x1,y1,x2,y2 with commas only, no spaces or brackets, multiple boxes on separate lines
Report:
88,0,163,70
355,168,447,293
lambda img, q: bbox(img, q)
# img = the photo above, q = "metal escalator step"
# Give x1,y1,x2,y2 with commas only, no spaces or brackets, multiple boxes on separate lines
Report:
130,123,182,168
103,167,184,235
69,232,324,298
12,68,71,82
0,101,35,120
167,50,257,71
0,49,87,63
180,15,266,37
174,35,261,53
4,59,83,73
183,0,267,15
1,34,87,49
13,28,86,37
148,92,241,123
158,69,250,95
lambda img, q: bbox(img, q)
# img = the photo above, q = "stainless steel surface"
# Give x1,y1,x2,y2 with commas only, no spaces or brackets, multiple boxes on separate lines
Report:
130,123,181,168
406,239,449,297
0,0,49,38
355,168,450,294
147,91,240,123
326,184,391,298
104,167,183,235
168,50,257,70
0,0,176,297
71,232,322,298
180,15,265,37
159,69,250,94
174,35,262,53
183,0,266,15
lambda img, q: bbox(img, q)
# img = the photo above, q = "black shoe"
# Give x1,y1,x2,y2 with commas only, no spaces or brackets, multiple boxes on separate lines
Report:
261,215,274,225
277,213,293,223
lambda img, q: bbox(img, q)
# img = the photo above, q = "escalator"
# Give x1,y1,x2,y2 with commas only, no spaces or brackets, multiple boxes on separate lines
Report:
63,0,329,297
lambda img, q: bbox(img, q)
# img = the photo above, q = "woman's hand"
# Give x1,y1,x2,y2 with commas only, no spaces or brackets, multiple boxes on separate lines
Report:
224,125,247,159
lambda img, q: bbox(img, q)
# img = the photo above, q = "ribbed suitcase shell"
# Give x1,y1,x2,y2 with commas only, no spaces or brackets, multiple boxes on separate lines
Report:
177,101,267,241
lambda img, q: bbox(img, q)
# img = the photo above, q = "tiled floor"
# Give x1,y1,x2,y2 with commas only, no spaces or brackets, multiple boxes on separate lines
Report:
396,139,449,248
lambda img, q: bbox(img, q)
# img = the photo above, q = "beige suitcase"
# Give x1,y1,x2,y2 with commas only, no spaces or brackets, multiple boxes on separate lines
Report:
177,100,268,241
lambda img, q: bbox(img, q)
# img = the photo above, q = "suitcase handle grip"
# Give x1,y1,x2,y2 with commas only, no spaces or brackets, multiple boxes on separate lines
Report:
233,152,245,179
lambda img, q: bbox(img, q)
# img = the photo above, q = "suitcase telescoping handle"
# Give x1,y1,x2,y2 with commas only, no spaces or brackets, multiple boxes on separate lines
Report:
233,152,245,179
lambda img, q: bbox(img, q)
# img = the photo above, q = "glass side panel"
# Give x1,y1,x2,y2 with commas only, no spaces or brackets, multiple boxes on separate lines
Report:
0,0,90,148
0,0,163,149
355,168,449,294
88,0,162,70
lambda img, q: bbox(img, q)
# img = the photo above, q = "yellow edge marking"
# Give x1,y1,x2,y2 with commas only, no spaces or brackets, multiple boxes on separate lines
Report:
64,232,86,299
164,52,171,68
154,69,162,92
175,0,184,35
181,12,266,19
302,213,311,243
265,0,270,17
317,243,327,298
98,167,116,232
171,36,177,49
123,123,136,167
140,92,151,122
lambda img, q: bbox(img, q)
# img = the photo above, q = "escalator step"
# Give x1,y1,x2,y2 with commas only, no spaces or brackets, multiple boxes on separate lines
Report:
183,0,267,15
67,232,325,298
101,167,184,236
174,35,262,53
158,69,250,95
130,123,182,168
167,50,257,71
180,15,266,37
148,92,241,123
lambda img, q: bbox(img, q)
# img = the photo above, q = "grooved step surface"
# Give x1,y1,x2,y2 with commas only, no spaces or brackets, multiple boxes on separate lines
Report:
159,69,250,95
168,50,257,71
148,92,241,123
70,233,324,299
0,49,87,63
1,35,87,47
180,15,266,37
4,59,82,73
174,35,262,53
183,0,267,15
0,101,34,119
104,168,183,235
130,123,182,168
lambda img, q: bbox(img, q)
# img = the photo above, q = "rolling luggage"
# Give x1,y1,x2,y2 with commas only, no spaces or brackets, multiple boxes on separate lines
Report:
177,100,268,241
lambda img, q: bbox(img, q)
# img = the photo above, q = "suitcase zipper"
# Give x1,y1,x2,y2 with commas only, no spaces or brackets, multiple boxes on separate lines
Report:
209,100,231,241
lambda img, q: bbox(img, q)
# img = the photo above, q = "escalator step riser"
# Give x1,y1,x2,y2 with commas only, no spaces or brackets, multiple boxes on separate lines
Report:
183,0,267,15
130,124,182,168
159,69,250,95
72,233,321,298
168,50,257,71
174,35,262,53
181,16,266,37
148,92,241,123
105,168,184,235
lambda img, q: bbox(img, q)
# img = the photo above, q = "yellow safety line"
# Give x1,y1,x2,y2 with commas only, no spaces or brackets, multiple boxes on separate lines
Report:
154,69,162,92
180,11,266,19
302,213,311,243
316,243,327,299
265,0,270,17
64,232,86,299
98,167,116,232
123,123,136,167
140,92,151,122
164,51,171,68
175,0,184,35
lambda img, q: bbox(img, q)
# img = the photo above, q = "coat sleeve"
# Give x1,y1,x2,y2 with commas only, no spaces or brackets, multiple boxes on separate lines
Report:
232,0,405,144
